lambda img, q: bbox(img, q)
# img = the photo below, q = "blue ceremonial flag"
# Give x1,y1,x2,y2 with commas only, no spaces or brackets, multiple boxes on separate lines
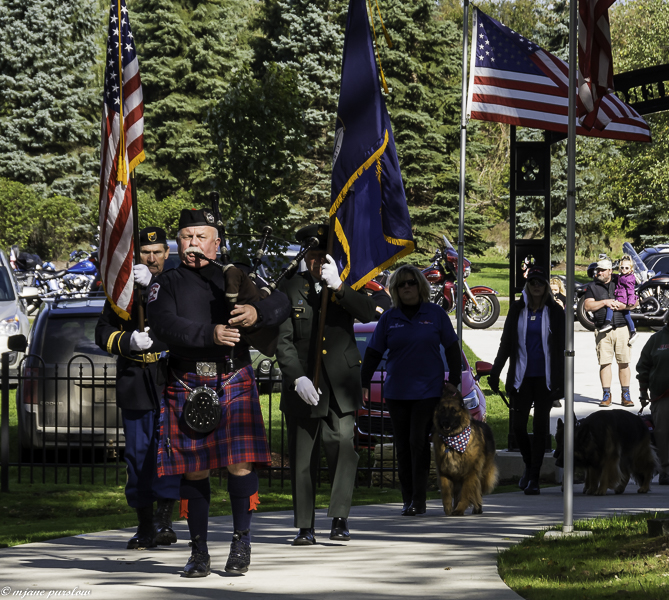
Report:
330,0,414,291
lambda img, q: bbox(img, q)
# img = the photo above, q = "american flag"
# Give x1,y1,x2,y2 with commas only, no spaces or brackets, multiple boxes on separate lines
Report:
577,0,616,131
466,9,650,143
98,0,145,319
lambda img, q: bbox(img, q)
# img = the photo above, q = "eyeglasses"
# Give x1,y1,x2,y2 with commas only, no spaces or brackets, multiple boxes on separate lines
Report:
398,279,418,289
528,279,546,287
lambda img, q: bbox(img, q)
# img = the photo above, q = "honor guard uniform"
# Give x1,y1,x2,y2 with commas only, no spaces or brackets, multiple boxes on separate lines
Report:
275,224,379,545
147,208,290,577
95,226,181,550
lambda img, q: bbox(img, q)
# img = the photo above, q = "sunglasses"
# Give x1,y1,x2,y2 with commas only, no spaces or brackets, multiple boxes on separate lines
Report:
620,266,632,271
528,279,546,287
398,279,418,289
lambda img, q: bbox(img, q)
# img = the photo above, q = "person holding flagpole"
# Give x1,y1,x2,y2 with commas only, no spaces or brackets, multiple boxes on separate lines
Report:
275,224,380,545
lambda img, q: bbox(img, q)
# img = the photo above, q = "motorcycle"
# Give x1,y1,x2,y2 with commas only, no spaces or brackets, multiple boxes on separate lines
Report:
61,248,99,295
576,242,669,331
422,236,500,329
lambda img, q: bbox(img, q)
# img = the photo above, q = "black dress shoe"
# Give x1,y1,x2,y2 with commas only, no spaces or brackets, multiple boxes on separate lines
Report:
183,538,211,578
225,530,251,574
401,502,426,516
127,505,157,550
154,499,177,545
524,479,541,495
329,518,350,541
292,528,316,546
659,472,669,486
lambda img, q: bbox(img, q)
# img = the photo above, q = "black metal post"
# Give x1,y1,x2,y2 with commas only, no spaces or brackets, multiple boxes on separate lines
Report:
1,352,10,492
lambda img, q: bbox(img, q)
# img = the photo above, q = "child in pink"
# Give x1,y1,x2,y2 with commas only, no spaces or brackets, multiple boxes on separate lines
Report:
600,255,637,344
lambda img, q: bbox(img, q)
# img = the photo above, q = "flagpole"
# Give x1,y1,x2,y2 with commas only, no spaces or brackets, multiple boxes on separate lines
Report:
130,171,144,329
457,0,470,351
563,0,578,534
312,215,336,390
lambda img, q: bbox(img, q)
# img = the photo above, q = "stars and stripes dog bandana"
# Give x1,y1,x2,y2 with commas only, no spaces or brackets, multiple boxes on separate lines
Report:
441,426,472,454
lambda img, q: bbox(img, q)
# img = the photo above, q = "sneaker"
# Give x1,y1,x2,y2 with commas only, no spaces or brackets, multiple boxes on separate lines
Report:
225,530,251,574
628,332,638,346
599,391,612,407
599,321,613,333
621,389,634,407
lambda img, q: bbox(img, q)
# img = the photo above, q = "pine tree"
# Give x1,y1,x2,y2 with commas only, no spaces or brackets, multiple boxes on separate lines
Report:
252,0,347,224
131,0,257,201
377,0,490,258
0,0,100,205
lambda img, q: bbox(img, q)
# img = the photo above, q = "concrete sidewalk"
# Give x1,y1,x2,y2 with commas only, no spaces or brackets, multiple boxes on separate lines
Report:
1,484,667,599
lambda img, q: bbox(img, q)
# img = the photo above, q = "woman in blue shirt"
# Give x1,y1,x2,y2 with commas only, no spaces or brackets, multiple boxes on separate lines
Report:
488,267,565,495
361,265,461,516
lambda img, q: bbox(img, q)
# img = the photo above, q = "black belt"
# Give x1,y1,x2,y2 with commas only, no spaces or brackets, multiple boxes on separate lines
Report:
169,357,231,376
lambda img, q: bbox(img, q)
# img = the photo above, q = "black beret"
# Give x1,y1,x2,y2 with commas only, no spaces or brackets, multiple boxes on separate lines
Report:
178,208,218,231
139,227,167,247
296,224,328,251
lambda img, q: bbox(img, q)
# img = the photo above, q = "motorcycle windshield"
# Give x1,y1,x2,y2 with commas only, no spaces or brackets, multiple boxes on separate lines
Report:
442,235,455,251
623,242,647,276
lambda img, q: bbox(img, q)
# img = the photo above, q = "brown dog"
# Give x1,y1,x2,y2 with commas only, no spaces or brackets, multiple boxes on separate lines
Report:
433,384,498,515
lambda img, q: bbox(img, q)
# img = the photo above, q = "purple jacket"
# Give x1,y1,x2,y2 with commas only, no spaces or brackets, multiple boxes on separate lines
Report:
614,272,637,305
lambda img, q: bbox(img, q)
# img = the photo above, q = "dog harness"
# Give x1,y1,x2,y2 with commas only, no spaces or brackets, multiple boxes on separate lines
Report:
440,426,471,453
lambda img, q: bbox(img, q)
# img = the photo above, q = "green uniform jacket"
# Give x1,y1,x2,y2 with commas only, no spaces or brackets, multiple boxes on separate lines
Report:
636,326,669,400
276,271,379,418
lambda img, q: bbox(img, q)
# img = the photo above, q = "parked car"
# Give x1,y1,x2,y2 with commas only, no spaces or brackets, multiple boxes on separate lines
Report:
639,244,669,275
16,296,121,450
0,250,38,378
353,321,487,448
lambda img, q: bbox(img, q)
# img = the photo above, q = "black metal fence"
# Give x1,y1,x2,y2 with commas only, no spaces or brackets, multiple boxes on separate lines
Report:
1,355,400,491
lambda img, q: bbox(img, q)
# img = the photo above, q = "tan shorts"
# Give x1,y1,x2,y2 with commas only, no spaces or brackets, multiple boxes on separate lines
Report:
595,327,631,365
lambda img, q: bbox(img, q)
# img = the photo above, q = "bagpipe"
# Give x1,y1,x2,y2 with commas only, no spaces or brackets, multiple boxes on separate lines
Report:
187,193,318,357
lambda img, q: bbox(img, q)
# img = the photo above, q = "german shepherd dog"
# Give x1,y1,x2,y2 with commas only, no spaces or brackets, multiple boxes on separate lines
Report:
554,409,658,495
433,384,498,515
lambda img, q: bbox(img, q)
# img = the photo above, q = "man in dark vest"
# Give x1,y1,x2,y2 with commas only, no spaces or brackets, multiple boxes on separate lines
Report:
275,224,380,545
95,226,181,550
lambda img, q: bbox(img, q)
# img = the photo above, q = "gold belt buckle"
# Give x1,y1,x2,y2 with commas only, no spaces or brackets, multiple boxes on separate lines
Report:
196,362,217,377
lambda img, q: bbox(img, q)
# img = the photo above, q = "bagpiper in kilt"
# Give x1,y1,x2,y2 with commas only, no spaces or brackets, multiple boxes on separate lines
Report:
148,208,290,577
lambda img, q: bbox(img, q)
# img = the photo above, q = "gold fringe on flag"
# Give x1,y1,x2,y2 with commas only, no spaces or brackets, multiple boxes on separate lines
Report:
116,0,127,185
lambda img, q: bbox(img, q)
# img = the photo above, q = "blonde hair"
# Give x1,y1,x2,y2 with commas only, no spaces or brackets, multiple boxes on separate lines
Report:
549,277,566,296
619,254,633,271
388,265,431,307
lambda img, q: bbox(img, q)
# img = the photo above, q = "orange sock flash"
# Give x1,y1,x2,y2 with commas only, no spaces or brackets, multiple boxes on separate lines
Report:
179,498,189,518
249,491,260,511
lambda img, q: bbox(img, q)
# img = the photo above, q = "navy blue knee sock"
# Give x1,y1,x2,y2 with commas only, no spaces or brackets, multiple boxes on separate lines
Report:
228,471,259,544
180,477,210,553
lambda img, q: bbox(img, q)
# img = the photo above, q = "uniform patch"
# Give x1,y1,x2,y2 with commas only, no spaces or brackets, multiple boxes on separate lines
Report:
148,231,157,242
148,283,160,303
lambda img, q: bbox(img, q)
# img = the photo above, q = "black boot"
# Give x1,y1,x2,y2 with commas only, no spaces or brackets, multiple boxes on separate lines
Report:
183,536,211,578
518,468,530,490
225,530,251,574
127,505,157,550
154,499,177,545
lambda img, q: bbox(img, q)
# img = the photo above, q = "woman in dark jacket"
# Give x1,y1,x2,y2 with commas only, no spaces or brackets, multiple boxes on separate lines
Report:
488,267,565,495
361,265,462,516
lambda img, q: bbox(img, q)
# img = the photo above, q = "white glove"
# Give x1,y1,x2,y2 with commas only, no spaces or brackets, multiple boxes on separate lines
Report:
295,376,321,406
321,255,342,290
133,264,152,287
130,328,153,352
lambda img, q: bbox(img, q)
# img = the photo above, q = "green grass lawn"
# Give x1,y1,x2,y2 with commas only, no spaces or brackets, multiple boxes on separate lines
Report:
499,512,669,599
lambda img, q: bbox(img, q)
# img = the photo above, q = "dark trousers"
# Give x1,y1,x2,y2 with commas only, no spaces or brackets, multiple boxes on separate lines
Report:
121,408,181,508
385,397,440,508
286,400,359,528
510,377,552,479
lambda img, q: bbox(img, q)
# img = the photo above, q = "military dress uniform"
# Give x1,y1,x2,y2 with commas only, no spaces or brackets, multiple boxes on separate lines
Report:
276,225,379,543
95,234,181,550
147,208,291,577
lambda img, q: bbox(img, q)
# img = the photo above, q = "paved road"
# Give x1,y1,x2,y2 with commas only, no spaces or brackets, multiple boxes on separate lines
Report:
1,484,667,600
462,324,652,435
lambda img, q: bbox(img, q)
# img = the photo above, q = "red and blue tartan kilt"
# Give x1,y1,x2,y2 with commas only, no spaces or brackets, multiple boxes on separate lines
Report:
157,364,271,476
